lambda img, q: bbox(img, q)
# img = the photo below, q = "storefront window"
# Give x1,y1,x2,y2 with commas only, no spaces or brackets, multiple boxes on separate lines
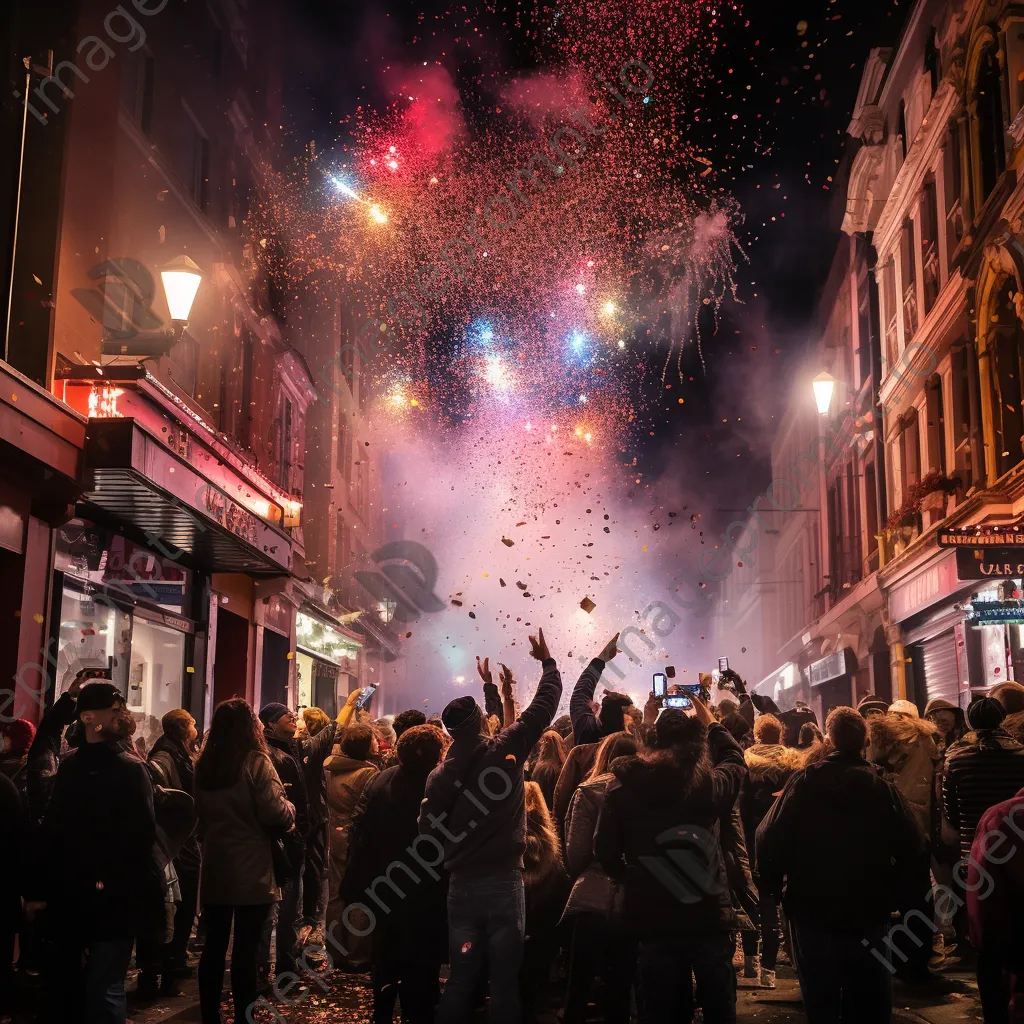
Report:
57,584,132,696
129,618,187,750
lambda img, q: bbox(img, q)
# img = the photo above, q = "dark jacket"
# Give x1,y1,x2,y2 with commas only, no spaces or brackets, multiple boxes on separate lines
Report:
149,733,200,871
29,740,159,941
0,772,24,898
420,658,563,877
296,721,338,827
196,750,296,905
778,704,817,748
943,728,1024,859
756,751,924,931
25,692,78,824
569,658,608,746
483,682,503,722
594,723,746,937
740,743,805,868
553,742,598,828
267,736,310,838
343,764,447,927
967,786,1024,969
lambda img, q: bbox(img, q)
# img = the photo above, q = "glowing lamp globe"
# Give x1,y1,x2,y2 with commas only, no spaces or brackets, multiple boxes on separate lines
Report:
812,371,835,415
160,256,203,324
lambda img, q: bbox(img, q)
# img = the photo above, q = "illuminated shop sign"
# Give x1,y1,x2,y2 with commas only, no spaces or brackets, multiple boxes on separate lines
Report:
296,611,361,666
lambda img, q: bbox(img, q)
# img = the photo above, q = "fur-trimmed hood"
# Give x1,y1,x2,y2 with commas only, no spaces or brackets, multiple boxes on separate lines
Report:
744,743,804,782
868,712,939,761
1003,711,1024,744
611,750,707,803
523,804,564,888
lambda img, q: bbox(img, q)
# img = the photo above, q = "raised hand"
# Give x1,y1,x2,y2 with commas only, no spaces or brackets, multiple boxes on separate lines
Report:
499,663,514,697
643,692,660,726
598,633,620,662
476,656,492,684
528,628,551,662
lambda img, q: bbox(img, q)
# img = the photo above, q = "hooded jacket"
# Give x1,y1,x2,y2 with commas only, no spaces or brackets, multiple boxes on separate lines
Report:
756,751,924,931
943,728,1024,859
552,741,599,829
967,786,1024,968
594,723,745,937
867,712,939,837
562,773,625,920
741,743,804,869
420,659,562,877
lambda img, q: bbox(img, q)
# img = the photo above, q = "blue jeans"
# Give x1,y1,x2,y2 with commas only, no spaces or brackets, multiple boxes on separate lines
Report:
638,931,736,1024
790,920,892,1024
439,870,525,1024
84,938,134,1024
258,872,303,969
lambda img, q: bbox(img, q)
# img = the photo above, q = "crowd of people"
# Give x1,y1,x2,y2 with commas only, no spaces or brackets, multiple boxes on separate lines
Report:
3,633,1024,1024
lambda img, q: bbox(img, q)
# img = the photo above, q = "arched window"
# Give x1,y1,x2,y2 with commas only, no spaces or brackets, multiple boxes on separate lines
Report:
985,279,1024,478
976,46,1006,201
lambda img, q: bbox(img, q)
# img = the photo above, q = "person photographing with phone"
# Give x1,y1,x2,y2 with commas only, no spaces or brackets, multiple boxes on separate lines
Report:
420,628,563,1024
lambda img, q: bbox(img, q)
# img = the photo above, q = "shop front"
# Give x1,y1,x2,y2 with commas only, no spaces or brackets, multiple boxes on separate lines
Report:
295,607,361,718
54,521,195,749
808,648,857,722
0,363,87,723
55,364,301,732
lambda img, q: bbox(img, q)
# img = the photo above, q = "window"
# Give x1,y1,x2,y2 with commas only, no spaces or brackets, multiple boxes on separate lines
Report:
950,341,982,488
121,51,155,134
898,100,908,159
1006,24,1024,120
882,258,898,371
944,127,964,259
900,220,918,342
921,180,940,314
857,271,873,387
279,396,294,491
190,123,210,212
864,462,879,567
900,409,922,502
976,46,1006,202
925,29,940,96
988,280,1024,478
925,373,946,475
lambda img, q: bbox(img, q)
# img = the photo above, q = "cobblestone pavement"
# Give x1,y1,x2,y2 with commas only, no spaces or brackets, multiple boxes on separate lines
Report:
108,953,983,1024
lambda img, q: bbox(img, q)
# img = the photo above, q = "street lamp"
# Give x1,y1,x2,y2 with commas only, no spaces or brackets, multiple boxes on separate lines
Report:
160,255,203,334
812,371,835,415
377,598,397,625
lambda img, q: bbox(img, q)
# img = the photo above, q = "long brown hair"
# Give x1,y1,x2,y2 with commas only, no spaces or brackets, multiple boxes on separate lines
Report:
534,729,568,771
586,730,638,782
196,698,269,790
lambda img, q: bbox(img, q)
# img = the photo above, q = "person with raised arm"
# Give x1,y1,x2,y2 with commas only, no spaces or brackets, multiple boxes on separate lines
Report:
420,629,563,1024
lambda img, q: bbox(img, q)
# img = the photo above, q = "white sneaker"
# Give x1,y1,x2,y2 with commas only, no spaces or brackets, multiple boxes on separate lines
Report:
760,968,776,989
743,955,760,978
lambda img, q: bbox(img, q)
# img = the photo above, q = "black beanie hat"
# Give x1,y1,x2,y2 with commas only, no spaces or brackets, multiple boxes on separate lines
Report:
967,696,1006,731
442,696,481,735
258,702,290,726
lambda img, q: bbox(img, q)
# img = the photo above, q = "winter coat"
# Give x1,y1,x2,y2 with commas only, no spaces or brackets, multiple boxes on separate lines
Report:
297,721,338,827
325,752,378,905
741,743,804,867
25,692,78,824
267,736,310,840
967,786,1024,969
943,728,1024,860
28,739,159,941
420,659,563,878
553,741,598,828
523,800,569,938
562,774,624,920
594,723,746,937
756,751,925,932
569,658,609,746
867,713,939,837
196,750,296,906
148,733,200,873
720,801,758,932
342,764,446,919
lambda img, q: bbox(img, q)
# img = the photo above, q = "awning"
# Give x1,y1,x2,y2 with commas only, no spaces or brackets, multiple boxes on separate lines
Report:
82,418,292,576
354,611,402,660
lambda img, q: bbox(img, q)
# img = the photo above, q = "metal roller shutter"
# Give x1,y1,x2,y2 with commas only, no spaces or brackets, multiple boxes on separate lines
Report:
917,629,960,705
